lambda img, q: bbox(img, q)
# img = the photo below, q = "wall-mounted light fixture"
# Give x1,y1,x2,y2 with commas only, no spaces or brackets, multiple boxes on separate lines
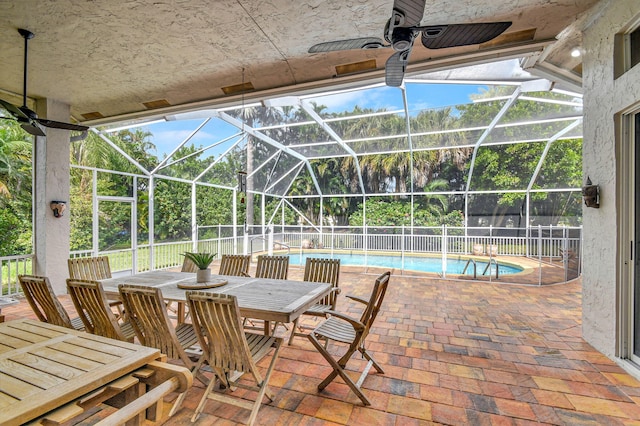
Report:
50,200,67,217
581,177,599,208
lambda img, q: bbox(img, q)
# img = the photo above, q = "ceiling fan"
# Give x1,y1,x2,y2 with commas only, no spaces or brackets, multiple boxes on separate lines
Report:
308,0,512,87
0,28,89,139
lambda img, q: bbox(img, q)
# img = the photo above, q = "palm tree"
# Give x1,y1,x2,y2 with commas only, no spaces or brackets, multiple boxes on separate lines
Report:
421,179,450,216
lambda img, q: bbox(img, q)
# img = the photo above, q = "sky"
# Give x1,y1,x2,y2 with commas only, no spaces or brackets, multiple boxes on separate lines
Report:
139,82,490,159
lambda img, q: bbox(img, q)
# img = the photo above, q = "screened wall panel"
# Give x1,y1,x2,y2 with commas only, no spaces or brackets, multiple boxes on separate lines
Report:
466,193,527,228
468,142,547,191
330,110,407,140
484,120,581,144
412,129,482,149
531,139,583,189
347,136,409,155
528,190,582,226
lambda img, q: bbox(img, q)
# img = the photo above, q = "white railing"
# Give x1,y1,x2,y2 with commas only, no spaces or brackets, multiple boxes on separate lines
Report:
63,224,581,286
1,254,34,296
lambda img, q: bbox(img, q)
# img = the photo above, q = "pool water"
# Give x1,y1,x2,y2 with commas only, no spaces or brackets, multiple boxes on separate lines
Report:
288,252,523,275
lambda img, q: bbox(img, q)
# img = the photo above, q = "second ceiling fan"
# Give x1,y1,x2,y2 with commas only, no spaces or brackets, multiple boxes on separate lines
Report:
308,0,512,87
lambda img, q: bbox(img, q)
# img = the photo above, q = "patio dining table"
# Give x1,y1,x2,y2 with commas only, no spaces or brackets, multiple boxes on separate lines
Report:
0,318,192,426
100,270,333,335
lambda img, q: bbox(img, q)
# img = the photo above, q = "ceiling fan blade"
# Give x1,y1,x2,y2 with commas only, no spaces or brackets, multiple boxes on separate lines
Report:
393,0,426,27
385,50,410,87
35,118,89,132
420,22,512,49
309,37,386,53
0,98,46,136
0,98,30,120
21,121,46,137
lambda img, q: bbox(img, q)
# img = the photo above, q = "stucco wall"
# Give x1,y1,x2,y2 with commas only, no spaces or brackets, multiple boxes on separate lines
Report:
582,0,640,357
33,99,72,295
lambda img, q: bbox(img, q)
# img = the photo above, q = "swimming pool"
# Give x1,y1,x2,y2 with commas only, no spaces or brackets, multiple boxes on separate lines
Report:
288,252,523,275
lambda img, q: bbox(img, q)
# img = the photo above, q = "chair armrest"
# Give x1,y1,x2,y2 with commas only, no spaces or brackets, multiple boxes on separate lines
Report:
323,310,365,332
345,294,367,305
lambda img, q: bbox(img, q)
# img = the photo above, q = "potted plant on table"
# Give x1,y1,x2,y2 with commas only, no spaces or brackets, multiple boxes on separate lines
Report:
184,252,215,283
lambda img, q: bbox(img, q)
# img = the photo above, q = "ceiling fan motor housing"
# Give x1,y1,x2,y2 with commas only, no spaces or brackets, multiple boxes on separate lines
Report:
392,27,414,51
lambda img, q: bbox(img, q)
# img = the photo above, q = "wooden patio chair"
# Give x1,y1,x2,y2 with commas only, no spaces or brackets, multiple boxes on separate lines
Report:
66,278,136,342
307,271,390,406
67,256,123,317
181,252,200,273
247,255,290,331
118,283,204,416
18,274,85,331
187,291,283,425
254,255,289,280
67,256,112,280
218,254,251,276
288,257,341,345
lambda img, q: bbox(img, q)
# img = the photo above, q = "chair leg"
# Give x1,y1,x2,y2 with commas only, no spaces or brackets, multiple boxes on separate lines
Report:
246,339,282,426
307,333,371,405
191,372,220,422
359,347,385,374
169,392,186,417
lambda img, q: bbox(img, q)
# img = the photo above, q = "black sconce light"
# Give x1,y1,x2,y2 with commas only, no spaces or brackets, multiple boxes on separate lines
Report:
581,177,599,208
50,200,67,217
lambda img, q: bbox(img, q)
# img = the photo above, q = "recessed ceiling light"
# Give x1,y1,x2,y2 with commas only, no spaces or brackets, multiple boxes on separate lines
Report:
571,48,581,58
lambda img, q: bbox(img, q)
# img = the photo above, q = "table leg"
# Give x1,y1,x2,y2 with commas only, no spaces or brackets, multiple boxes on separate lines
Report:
264,320,271,336
177,302,186,324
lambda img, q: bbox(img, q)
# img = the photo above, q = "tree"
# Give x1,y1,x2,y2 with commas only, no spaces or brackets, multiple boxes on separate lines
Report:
0,121,32,255
457,88,583,225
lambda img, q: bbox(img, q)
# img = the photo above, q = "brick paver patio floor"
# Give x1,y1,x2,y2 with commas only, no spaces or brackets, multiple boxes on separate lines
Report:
5,267,640,425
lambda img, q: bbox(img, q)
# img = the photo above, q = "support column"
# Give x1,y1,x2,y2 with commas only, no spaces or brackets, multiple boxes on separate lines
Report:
33,99,72,294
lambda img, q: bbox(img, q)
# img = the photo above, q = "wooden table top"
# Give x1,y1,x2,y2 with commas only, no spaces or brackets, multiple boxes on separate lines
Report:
0,319,160,426
100,270,332,324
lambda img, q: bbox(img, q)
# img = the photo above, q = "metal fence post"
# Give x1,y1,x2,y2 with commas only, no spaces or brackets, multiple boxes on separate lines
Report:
268,225,274,255
538,224,542,286
401,224,405,275
442,224,447,278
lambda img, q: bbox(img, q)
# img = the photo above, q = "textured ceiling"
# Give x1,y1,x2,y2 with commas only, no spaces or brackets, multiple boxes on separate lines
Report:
0,0,599,126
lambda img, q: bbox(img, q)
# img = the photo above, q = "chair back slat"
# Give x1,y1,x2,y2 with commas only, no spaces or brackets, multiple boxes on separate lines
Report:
303,258,340,308
181,253,200,273
118,284,188,361
254,255,289,280
18,275,73,328
187,292,254,373
68,256,112,280
66,279,125,340
359,271,391,338
218,254,251,276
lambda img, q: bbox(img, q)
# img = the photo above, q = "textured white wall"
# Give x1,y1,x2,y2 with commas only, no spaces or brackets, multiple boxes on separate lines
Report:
33,99,71,295
582,0,640,357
